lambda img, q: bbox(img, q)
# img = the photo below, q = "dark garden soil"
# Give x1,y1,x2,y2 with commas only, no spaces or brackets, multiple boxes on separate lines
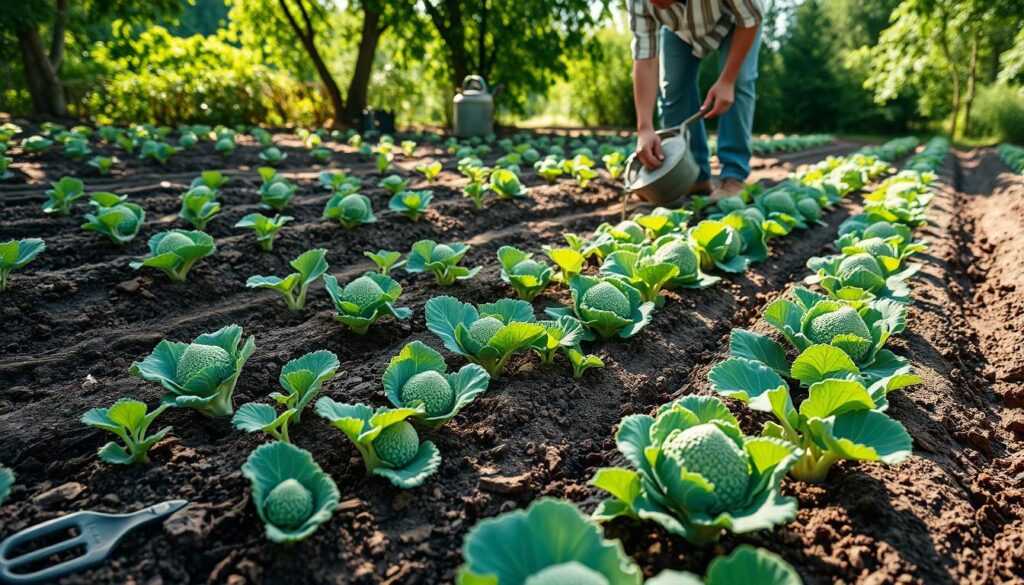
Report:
1,131,1021,585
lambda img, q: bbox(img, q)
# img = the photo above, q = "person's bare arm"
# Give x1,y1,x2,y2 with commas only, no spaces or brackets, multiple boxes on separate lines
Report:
633,57,664,168
702,24,758,118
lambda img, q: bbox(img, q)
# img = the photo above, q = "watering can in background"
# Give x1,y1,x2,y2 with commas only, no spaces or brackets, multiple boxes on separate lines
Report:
453,75,494,138
623,110,705,206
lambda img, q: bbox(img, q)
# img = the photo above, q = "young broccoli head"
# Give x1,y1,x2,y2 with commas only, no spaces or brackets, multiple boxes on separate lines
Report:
176,343,233,384
856,237,892,257
342,275,385,306
613,220,645,243
340,194,370,216
654,240,698,275
374,421,419,467
511,259,544,278
662,423,748,514
763,192,797,215
581,282,630,319
838,253,883,280
862,221,899,240
432,244,456,262
524,562,609,585
468,316,504,346
157,232,195,254
264,479,313,530
805,306,872,359
400,370,455,417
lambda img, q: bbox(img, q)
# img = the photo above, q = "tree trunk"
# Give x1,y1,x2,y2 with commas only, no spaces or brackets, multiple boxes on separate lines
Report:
477,0,487,78
277,0,346,127
937,30,960,139
343,5,385,127
963,34,978,137
15,22,67,117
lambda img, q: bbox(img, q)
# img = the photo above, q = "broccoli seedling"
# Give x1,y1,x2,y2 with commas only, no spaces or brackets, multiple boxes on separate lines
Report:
81,399,172,465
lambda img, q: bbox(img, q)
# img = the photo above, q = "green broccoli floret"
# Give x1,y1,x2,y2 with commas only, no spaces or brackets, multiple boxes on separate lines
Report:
374,421,419,467
805,306,872,359
511,259,544,278
157,232,195,254
432,244,456,262
662,424,748,513
468,316,504,346
176,343,233,383
654,240,698,275
838,253,883,280
264,479,313,529
400,371,455,417
342,276,384,307
340,194,369,216
612,220,645,243
857,237,892,257
524,562,609,585
581,282,630,318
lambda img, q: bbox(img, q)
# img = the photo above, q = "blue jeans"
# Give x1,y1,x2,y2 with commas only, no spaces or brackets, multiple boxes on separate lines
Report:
659,26,761,182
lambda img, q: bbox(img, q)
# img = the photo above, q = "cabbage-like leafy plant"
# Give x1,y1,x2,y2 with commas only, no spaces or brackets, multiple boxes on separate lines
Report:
0,155,12,180
535,157,564,182
649,237,720,289
0,238,45,293
425,296,547,378
82,194,145,244
259,179,296,212
543,246,585,284
376,151,393,173
600,249,680,306
406,240,482,285
43,176,85,215
400,140,416,156
315,399,441,488
259,146,288,166
591,395,801,544
457,498,643,585
633,207,692,239
215,137,236,155
805,251,919,303
233,350,340,441
323,193,376,229
0,465,12,505
415,161,442,181
310,147,331,162
323,272,411,334
247,249,329,311
389,190,433,222
378,174,410,195
688,219,752,273
763,287,909,379
709,341,916,483
835,218,926,260
364,249,405,275
602,151,627,180
546,276,654,340
498,246,553,301
88,155,117,176
569,155,600,188
130,230,216,282
130,324,255,417
81,399,172,464
319,171,361,195
251,127,272,147
64,138,91,161
489,168,529,199
462,181,490,210
646,545,803,585
139,140,179,164
235,213,293,251
22,135,54,152
382,341,490,428
534,316,604,378
242,441,340,543
179,190,221,229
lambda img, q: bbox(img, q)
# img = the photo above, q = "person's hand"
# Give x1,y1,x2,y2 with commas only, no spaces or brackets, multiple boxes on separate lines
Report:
651,0,676,8
702,78,735,118
636,127,665,169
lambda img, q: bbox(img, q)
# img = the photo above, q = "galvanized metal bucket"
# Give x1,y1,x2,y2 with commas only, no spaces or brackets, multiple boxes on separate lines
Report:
623,110,705,206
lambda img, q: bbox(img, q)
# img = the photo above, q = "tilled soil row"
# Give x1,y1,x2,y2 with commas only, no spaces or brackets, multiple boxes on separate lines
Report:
582,149,1024,585
1,138,871,584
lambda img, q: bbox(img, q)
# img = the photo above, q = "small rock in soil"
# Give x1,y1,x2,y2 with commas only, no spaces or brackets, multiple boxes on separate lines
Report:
32,482,86,506
479,472,530,494
163,505,209,547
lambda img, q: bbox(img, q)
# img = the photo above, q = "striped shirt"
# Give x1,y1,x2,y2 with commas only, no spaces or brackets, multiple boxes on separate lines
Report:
628,0,764,60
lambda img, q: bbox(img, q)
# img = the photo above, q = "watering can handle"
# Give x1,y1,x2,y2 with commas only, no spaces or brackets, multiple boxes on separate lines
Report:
624,109,705,187
462,75,488,92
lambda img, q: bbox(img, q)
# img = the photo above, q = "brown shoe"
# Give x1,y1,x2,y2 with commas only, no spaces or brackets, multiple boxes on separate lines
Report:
687,179,714,196
710,178,745,202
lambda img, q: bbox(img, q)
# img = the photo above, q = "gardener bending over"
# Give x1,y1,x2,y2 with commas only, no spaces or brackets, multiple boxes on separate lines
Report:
630,0,763,201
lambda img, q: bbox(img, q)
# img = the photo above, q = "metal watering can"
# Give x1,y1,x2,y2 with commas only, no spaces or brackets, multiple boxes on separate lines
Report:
453,76,494,138
623,110,705,206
